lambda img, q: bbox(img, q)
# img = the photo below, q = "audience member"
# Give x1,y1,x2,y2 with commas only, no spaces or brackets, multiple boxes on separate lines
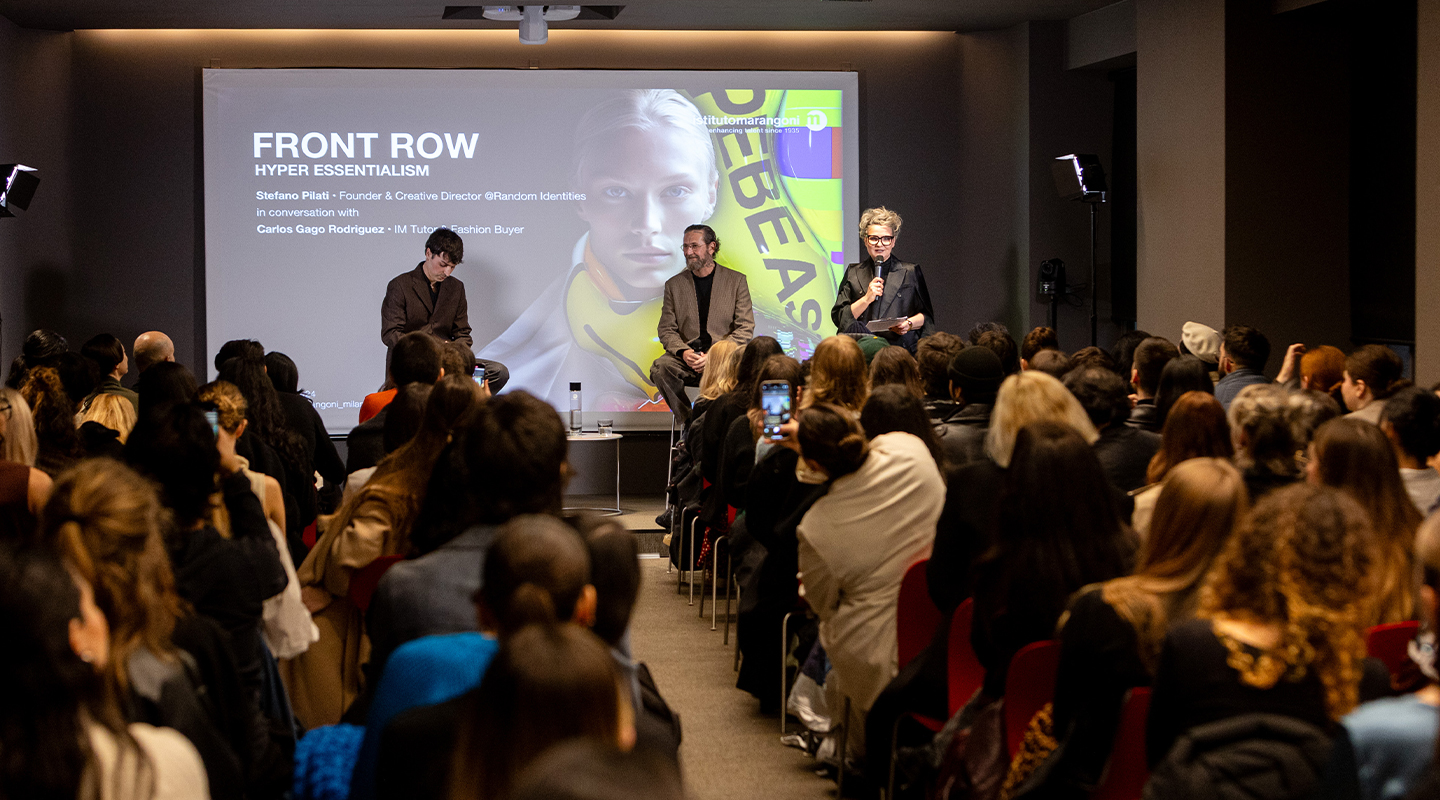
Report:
1298,344,1347,407
1109,330,1152,382
915,331,967,422
265,350,346,507
1287,388,1343,452
1152,354,1215,428
20,365,82,476
0,386,38,466
1145,484,1382,784
933,346,1004,468
0,544,208,800
367,390,567,679
869,346,925,398
1027,348,1071,379
1020,326,1060,370
801,334,870,414
698,337,782,490
976,328,1020,376
714,354,800,522
287,374,479,727
347,331,444,473
78,392,136,459
346,383,431,498
968,321,1010,344
1070,345,1118,375
695,338,741,410
1308,417,1421,625
970,421,1133,700
796,403,944,761
1179,321,1221,371
80,332,139,412
214,339,265,370
860,384,945,469
1380,386,1440,513
1066,366,1161,493
1132,392,1233,537
5,328,68,389
1344,344,1407,425
133,330,177,373
507,739,685,800
135,361,197,419
218,355,315,552
1228,383,1300,502
1214,324,1272,409
1127,337,1180,433
1023,458,1246,798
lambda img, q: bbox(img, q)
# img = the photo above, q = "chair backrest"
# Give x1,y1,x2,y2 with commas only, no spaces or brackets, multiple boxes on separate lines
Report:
1366,620,1420,678
1090,687,1152,800
1004,639,1060,758
349,554,405,612
947,598,985,716
897,559,943,670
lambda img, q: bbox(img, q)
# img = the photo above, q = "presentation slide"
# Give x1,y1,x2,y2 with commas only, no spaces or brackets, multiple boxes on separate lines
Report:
202,69,859,433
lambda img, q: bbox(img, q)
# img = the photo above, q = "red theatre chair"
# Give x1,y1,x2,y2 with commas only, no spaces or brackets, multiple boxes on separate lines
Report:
1366,620,1421,679
897,560,944,670
1090,688,1153,800
1004,640,1060,759
348,554,404,613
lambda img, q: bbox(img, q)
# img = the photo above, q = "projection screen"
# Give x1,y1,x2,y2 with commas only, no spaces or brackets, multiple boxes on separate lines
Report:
202,69,859,433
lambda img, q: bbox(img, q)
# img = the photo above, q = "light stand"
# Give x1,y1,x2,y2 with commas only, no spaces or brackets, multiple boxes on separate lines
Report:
1037,258,1067,335
0,164,40,359
1051,154,1107,346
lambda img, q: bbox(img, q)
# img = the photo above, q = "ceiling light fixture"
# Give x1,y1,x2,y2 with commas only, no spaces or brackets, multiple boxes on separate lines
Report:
480,5,581,45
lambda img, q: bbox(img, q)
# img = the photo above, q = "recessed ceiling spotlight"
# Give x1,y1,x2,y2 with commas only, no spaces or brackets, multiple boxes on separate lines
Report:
481,5,581,45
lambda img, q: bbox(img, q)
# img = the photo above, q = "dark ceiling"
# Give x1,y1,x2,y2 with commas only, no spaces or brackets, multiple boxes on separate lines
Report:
0,0,1116,33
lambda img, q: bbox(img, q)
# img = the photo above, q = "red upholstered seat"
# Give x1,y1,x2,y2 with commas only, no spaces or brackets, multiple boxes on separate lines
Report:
1004,639,1060,758
348,554,404,613
897,560,943,670
1366,620,1421,678
1090,687,1153,800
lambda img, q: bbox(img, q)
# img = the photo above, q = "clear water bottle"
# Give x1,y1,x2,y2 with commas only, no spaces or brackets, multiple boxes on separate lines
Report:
569,382,582,434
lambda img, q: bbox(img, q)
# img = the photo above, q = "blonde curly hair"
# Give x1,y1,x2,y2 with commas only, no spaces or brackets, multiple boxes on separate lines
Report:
858,206,902,237
1198,482,1375,721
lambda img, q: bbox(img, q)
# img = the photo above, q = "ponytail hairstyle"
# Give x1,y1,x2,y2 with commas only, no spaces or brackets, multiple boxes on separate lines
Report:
797,402,869,480
478,514,592,638
1346,344,1407,401
448,623,627,800
43,459,185,697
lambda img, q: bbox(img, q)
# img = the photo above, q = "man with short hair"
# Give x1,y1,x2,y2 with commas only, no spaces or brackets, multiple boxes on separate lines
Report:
934,347,1004,468
346,331,444,473
649,224,754,425
1214,324,1272,409
132,330,175,373
1126,337,1180,432
80,333,138,412
1067,367,1161,493
975,329,1020,376
1020,326,1060,370
915,332,967,422
381,228,507,393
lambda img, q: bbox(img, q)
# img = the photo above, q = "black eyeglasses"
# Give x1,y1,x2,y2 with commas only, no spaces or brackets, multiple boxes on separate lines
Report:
865,235,895,245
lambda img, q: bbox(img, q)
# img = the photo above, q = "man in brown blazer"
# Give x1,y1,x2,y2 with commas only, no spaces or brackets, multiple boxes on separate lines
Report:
380,228,507,390
651,224,755,425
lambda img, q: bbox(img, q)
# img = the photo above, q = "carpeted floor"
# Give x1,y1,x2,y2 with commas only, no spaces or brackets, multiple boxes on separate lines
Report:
629,557,835,800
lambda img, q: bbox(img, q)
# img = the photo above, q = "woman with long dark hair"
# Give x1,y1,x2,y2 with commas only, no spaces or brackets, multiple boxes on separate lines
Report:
1153,355,1215,427
265,351,346,507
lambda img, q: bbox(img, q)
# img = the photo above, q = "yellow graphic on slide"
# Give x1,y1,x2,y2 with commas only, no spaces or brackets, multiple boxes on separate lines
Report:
564,242,666,402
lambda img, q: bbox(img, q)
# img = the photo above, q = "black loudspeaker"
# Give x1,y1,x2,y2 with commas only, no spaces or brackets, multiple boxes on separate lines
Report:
0,164,39,217
1051,154,1107,203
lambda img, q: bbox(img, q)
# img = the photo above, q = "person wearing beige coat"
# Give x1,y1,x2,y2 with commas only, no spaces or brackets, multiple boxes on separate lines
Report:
797,428,945,760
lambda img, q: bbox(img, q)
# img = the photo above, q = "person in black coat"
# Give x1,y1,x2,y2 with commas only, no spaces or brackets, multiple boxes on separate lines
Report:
265,351,346,496
831,207,935,353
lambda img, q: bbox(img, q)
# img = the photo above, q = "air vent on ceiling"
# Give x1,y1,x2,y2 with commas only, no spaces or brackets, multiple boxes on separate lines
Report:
443,5,625,20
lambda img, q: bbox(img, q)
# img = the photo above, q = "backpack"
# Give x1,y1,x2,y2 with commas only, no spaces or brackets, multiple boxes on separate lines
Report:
1143,713,1332,800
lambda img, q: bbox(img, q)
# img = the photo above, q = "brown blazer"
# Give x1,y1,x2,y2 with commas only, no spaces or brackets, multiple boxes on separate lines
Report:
656,264,755,357
380,264,472,349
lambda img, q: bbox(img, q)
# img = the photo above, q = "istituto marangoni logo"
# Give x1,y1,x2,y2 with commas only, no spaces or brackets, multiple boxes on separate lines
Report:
805,110,827,132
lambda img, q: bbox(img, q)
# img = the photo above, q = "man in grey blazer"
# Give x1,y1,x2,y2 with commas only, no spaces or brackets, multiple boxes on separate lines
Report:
650,224,755,425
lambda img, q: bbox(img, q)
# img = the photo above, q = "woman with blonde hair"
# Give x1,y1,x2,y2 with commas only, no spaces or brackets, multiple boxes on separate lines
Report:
0,386,51,544
695,338,741,404
986,370,1099,468
286,374,481,726
1307,417,1422,625
81,392,138,443
1,386,39,465
1021,459,1248,798
802,334,870,415
1146,483,1380,774
831,206,936,352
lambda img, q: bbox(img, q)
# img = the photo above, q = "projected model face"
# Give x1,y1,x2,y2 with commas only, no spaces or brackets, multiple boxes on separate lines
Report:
864,224,896,263
576,126,719,292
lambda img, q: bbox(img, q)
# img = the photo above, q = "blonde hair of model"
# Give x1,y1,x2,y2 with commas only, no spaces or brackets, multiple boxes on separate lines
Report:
79,394,137,444
697,340,741,401
985,370,1099,468
858,206,903,237
0,387,38,465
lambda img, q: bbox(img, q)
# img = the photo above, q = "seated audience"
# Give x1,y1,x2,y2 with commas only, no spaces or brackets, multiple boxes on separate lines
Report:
287,374,478,727
507,739,685,800
915,331,967,422
1020,326,1060,370
1343,344,1407,425
80,332,139,412
796,403,945,761
1380,386,1440,514
1027,348,1072,379
1299,344,1348,407
1145,484,1383,788
695,337,784,510
1070,345,1118,375
265,351,346,506
1214,324,1272,410
78,392,137,459
1126,337,1179,433
976,328,1020,376
870,346,925,398
933,347,1004,469
1228,383,1301,502
214,338,264,370
0,544,208,800
367,390,567,677
1132,391,1233,537
135,361,197,418
1153,353,1214,428
969,421,1134,700
1307,418,1421,625
861,384,946,469
364,514,596,800
5,328,67,389
1288,388,1344,452
347,331,445,473
345,383,430,498
802,335,870,414
0,386,38,466
1065,367,1161,493
133,330,177,373
1109,330,1151,381
0,389,52,544
693,338,741,423
20,365,82,476
1179,321,1221,370
1021,458,1246,799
